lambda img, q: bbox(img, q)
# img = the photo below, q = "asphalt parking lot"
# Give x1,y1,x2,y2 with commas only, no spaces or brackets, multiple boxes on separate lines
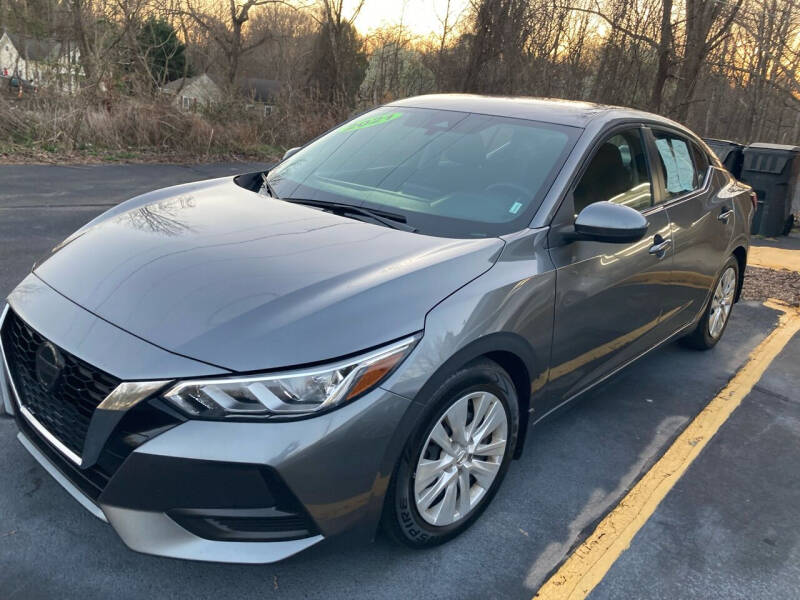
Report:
1,164,798,600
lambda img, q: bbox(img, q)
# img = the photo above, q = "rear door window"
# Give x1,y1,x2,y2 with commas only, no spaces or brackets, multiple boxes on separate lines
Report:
653,131,700,199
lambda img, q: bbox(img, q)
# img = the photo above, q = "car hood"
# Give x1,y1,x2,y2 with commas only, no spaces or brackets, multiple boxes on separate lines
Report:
34,178,503,372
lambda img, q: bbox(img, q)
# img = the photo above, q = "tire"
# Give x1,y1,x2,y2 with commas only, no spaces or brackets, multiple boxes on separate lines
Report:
681,255,739,350
782,214,795,236
382,358,519,548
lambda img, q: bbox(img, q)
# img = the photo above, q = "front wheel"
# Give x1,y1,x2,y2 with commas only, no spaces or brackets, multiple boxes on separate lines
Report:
382,359,518,548
681,255,739,350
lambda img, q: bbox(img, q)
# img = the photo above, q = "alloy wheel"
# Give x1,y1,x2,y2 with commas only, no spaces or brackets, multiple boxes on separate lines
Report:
708,266,736,339
413,391,508,526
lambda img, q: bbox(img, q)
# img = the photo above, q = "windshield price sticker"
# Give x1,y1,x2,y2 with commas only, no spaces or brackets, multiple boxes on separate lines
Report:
341,112,402,132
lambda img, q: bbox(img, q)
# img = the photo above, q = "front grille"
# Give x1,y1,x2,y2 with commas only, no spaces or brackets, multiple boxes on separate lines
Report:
1,309,120,458
14,396,183,501
15,412,110,500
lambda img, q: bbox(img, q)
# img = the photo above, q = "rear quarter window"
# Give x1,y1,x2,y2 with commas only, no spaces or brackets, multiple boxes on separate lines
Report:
691,142,710,183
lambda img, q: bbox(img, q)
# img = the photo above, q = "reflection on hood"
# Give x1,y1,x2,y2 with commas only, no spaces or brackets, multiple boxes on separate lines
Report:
34,178,503,371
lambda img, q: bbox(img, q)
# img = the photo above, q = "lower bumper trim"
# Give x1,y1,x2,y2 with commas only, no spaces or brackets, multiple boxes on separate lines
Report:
17,431,108,522
103,505,324,564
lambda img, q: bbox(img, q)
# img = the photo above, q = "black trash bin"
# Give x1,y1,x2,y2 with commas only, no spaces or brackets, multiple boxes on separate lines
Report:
703,138,745,179
741,143,800,236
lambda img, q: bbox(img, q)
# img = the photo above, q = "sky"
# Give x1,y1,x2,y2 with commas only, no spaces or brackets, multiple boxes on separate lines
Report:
349,0,471,37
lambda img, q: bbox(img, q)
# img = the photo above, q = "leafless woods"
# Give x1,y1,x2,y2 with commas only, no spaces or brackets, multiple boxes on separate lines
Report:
1,0,800,159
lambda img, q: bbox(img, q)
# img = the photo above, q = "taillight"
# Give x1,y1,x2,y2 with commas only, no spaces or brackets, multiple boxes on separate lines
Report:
749,191,758,212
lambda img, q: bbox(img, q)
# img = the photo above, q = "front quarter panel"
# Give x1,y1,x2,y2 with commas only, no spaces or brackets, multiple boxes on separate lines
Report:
382,227,556,417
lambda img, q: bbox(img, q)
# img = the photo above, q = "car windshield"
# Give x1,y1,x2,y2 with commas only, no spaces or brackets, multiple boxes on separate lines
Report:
266,106,580,237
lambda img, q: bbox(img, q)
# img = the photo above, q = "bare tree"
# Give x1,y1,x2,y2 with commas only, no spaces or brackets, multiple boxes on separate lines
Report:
462,0,531,94
310,0,366,100
650,0,673,112
68,0,145,88
183,0,300,86
7,0,800,157
672,0,744,121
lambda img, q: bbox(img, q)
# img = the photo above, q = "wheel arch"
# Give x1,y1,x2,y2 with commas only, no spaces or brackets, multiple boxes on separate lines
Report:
732,245,747,302
411,332,539,460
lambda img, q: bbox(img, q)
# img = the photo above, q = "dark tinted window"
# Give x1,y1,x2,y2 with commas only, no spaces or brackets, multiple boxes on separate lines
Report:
574,128,653,214
266,107,580,237
691,142,710,183
653,131,699,198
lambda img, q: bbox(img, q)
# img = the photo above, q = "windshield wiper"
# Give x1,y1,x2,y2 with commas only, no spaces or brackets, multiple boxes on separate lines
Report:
260,173,280,199
283,198,417,232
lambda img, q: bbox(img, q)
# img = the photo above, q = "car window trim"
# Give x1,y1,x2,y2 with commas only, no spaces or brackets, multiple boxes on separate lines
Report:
690,140,711,181
555,123,656,221
645,126,713,208
652,171,712,209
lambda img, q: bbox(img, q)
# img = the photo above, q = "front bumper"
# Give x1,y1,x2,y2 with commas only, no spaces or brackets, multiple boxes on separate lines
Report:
1,279,419,563
14,424,324,563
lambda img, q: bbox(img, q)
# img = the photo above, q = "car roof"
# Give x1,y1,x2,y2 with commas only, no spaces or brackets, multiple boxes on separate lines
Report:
387,94,682,129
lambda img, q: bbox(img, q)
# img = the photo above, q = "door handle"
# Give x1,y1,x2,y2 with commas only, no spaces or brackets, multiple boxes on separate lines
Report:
649,238,672,257
718,207,734,223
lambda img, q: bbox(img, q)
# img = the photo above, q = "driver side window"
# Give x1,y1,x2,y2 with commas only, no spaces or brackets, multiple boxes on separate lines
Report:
573,128,653,215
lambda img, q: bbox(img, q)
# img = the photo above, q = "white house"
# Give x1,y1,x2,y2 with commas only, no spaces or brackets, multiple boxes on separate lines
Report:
0,30,82,92
161,74,222,110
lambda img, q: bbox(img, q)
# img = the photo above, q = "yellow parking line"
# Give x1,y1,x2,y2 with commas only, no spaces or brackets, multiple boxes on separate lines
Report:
533,299,800,600
749,246,800,272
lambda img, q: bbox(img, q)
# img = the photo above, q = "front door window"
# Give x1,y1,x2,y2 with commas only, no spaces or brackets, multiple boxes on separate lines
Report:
574,129,653,214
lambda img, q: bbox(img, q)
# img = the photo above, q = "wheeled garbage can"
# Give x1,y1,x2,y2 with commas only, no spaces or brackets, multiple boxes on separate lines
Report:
704,138,745,179
741,143,800,236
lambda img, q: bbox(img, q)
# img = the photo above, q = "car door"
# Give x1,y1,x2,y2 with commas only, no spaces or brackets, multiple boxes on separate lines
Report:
647,128,735,333
546,126,675,408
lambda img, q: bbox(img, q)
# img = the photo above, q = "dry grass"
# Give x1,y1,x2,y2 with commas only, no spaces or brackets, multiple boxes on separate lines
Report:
0,90,350,164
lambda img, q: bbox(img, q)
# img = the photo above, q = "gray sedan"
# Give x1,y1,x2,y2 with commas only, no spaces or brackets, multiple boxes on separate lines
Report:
0,95,753,562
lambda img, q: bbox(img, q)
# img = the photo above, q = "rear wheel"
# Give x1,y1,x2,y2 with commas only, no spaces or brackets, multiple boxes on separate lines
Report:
382,359,518,548
782,214,795,236
681,255,739,350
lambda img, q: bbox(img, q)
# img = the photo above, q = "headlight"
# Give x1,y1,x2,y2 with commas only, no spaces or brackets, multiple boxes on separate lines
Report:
163,335,420,419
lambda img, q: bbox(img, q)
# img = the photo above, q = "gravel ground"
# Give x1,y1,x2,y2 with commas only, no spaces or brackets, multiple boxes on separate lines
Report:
742,265,800,306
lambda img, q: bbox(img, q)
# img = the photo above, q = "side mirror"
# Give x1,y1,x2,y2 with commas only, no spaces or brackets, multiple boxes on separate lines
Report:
574,201,648,243
283,147,301,160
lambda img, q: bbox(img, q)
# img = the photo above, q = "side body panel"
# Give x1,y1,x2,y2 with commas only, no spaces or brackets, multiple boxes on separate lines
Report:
530,116,750,414
661,167,736,331
546,207,674,406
